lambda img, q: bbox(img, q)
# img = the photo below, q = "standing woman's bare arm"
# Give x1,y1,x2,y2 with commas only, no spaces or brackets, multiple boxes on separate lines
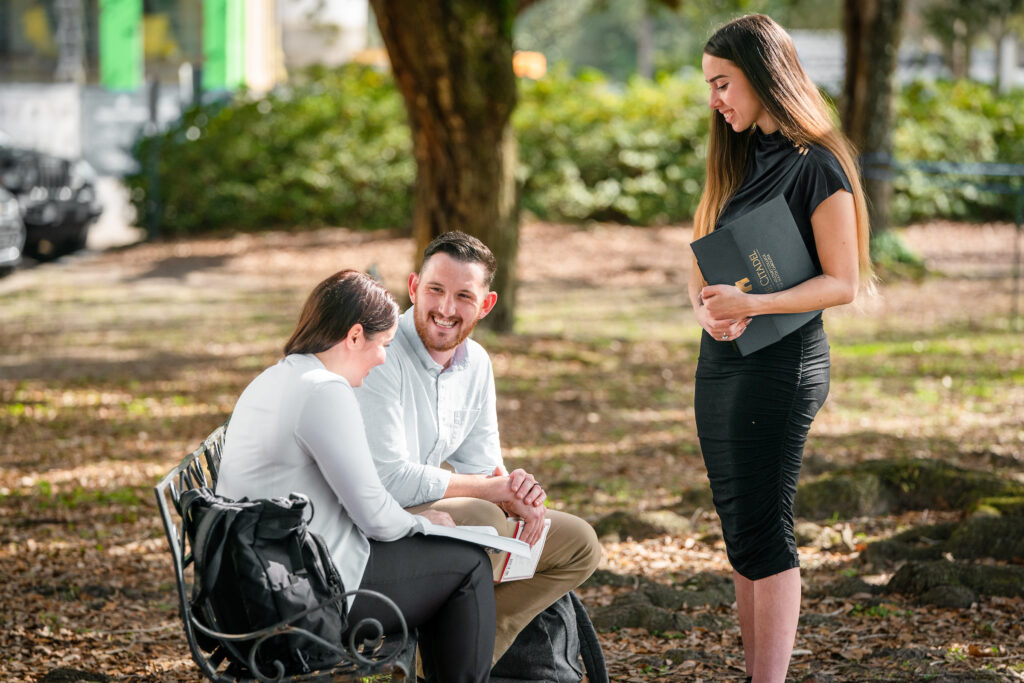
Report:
806,189,860,306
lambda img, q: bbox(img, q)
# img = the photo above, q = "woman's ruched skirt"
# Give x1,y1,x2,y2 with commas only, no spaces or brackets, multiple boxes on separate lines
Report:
694,316,830,581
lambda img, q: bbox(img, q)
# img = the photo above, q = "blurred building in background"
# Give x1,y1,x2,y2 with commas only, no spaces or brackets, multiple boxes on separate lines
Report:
280,0,371,69
0,0,373,244
790,29,1023,95
0,0,372,175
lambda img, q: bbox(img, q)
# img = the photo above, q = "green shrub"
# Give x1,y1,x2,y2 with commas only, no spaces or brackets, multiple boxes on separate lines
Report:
514,66,709,225
127,64,1024,235
891,80,1024,224
869,229,926,280
126,64,414,236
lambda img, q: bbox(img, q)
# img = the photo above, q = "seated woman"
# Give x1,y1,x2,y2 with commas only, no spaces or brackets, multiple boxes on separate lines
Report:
217,269,494,683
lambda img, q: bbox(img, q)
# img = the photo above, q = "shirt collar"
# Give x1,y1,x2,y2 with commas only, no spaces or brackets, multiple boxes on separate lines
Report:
399,307,470,374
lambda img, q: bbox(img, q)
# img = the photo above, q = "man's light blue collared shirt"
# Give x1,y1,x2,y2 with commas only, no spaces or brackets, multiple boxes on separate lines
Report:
355,307,505,508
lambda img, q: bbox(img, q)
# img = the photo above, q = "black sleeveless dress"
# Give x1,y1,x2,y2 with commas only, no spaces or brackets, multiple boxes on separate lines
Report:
694,129,851,581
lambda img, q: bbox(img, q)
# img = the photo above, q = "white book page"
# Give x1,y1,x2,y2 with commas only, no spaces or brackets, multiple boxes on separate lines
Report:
498,518,551,582
415,518,532,558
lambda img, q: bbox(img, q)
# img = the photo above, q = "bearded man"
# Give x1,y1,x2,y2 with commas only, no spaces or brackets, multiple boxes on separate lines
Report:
355,230,601,663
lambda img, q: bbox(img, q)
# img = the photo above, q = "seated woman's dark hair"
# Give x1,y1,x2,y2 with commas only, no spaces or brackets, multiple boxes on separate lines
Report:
284,270,399,356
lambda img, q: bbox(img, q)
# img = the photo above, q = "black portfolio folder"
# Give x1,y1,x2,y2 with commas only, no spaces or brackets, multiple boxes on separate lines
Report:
690,194,821,355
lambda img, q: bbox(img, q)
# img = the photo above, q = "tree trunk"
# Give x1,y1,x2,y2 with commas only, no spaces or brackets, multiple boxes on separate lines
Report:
953,18,969,80
841,0,905,236
370,0,520,332
637,4,654,80
994,23,1006,93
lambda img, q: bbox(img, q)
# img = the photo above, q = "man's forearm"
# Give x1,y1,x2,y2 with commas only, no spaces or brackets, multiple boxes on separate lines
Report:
373,458,452,508
444,472,514,503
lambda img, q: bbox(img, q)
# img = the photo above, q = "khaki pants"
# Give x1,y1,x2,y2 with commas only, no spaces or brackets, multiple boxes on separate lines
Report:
407,497,601,663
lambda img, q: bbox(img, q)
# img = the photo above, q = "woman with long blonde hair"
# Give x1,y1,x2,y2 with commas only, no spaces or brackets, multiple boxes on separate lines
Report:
688,14,872,683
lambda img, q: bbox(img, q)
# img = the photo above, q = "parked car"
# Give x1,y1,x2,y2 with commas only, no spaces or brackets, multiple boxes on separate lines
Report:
0,129,102,260
0,186,26,275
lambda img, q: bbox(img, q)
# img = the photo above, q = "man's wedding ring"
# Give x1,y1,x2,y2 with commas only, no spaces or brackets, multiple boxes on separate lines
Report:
721,333,729,341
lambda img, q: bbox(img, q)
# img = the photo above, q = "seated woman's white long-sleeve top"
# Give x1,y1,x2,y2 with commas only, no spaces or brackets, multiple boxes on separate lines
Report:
217,353,420,595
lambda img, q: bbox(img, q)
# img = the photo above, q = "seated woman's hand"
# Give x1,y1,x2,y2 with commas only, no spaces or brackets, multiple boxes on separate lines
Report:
418,509,456,527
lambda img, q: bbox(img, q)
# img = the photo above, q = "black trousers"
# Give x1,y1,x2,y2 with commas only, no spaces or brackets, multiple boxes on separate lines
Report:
695,316,830,580
348,535,495,683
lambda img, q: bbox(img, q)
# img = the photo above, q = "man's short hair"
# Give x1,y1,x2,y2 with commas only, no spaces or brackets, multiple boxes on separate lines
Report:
421,230,497,288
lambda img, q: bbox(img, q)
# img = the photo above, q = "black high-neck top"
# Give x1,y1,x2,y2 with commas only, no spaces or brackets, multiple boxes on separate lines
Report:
717,130,852,273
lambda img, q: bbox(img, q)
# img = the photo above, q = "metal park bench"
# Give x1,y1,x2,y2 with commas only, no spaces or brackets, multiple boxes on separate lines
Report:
154,424,416,682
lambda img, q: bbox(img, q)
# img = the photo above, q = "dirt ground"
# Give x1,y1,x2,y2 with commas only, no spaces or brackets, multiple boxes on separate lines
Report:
0,219,1021,682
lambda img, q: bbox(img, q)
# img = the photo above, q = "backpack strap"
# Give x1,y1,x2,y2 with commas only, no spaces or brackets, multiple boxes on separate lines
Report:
182,490,241,605
255,498,308,577
570,591,608,683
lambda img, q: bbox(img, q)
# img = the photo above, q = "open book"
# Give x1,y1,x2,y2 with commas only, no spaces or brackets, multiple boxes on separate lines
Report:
690,194,821,356
415,517,532,559
494,518,551,583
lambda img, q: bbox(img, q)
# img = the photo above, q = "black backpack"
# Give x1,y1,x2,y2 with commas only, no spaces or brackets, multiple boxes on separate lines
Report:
491,591,609,683
179,488,348,676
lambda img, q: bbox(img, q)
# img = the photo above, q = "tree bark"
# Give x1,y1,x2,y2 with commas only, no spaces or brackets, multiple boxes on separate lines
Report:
953,19,970,80
841,0,905,236
637,4,654,80
370,0,520,331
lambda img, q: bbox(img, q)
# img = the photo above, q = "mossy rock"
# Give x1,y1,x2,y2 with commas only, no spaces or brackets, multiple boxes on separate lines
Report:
863,516,1024,566
969,565,1024,598
605,573,734,611
671,485,714,515
920,584,976,609
589,583,731,633
580,568,643,589
581,570,734,609
795,458,1022,520
805,575,882,599
859,522,956,565
639,581,690,610
886,560,960,593
675,571,735,607
860,459,1022,510
886,560,1024,602
589,591,688,633
945,516,1024,561
592,509,691,541
794,520,845,549
794,470,893,519
970,495,1024,518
